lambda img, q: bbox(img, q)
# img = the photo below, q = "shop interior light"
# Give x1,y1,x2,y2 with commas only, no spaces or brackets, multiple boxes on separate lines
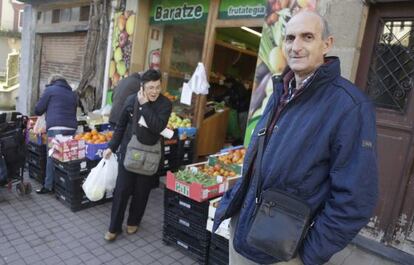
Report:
241,26,262,37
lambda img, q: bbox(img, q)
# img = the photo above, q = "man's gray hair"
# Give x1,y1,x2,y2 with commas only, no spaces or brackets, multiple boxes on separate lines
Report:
47,73,66,85
320,15,331,40
288,10,332,40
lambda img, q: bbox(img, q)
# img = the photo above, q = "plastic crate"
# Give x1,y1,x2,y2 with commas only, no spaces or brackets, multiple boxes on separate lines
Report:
164,188,210,219
166,171,225,202
164,210,210,241
162,157,180,171
85,142,108,160
208,252,228,265
208,235,229,265
210,234,229,253
163,224,209,264
94,123,112,132
54,185,94,212
28,163,45,184
54,169,88,195
53,158,97,176
178,138,195,152
163,142,178,156
27,150,46,170
26,142,46,155
180,151,194,165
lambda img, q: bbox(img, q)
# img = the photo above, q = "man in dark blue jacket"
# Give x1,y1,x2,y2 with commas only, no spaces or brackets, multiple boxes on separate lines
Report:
213,11,378,265
34,74,77,194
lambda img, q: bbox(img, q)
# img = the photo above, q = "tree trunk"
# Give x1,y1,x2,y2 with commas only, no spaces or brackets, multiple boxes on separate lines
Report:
77,0,110,113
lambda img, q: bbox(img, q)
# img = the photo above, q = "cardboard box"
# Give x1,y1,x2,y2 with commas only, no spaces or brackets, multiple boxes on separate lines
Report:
52,138,86,162
208,154,243,175
206,196,230,239
166,170,225,202
85,142,108,160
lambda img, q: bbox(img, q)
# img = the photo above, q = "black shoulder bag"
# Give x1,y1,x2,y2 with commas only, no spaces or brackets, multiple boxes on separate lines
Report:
246,121,312,261
123,100,161,176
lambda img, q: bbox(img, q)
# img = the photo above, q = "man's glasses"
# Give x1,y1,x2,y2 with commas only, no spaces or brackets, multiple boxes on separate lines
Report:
143,85,161,92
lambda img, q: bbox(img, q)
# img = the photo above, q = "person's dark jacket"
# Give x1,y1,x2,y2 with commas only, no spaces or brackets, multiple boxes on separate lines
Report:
109,73,141,125
213,57,378,265
34,79,77,130
108,93,172,159
227,81,251,113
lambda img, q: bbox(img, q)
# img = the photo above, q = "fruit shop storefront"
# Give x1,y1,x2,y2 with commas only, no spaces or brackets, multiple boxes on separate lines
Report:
108,0,266,158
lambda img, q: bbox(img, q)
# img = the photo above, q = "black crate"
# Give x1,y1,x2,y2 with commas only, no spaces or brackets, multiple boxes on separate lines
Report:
210,234,229,251
53,159,97,176
26,142,46,155
164,138,179,156
27,150,46,170
208,235,229,265
208,253,228,265
162,157,180,171
178,138,195,152
180,151,194,165
164,188,209,218
55,185,94,212
54,169,88,195
28,163,45,184
164,210,210,241
163,224,209,264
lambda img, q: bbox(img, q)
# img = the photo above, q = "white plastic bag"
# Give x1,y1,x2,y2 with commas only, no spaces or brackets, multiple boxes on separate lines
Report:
82,160,107,201
33,115,46,134
188,62,210,95
102,154,118,192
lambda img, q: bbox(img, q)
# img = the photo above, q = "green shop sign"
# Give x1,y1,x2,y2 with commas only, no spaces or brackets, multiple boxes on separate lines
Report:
219,0,266,19
150,0,209,24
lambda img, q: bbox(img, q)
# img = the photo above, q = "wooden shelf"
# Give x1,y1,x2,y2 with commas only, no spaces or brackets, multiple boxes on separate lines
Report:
168,69,186,79
196,108,230,156
215,39,258,57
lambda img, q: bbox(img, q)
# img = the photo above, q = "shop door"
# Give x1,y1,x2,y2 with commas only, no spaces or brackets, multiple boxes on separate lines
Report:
38,32,87,94
356,2,414,252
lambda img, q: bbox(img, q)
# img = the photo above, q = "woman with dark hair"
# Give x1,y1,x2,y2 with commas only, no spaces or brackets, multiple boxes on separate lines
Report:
102,69,172,241
34,74,77,194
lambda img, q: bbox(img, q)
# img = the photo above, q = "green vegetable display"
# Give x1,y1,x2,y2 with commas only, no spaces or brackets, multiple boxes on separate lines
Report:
175,169,218,187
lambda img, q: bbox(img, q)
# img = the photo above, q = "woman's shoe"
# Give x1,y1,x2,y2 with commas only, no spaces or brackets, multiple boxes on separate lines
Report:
126,226,138,234
104,232,117,241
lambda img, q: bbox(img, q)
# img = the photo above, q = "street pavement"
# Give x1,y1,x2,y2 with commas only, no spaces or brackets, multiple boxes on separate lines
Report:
0,174,401,265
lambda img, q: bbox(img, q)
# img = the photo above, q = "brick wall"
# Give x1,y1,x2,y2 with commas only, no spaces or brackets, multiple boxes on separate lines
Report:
39,32,87,93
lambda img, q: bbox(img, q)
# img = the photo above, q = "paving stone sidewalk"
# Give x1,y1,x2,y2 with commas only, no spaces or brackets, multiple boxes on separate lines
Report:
0,174,401,265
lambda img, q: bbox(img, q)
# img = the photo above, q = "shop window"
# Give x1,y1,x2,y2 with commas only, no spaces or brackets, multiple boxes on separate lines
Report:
366,19,414,113
71,7,80,21
19,10,23,28
60,8,71,22
79,5,90,21
163,24,205,91
37,11,42,22
52,9,60,23
43,10,52,24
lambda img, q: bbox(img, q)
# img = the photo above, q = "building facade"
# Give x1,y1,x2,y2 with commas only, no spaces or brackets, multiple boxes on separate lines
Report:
18,0,414,263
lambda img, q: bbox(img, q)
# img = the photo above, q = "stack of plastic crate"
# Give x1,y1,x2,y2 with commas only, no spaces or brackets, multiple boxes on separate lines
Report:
163,188,211,264
53,158,103,211
27,142,47,184
177,127,197,166
208,234,229,265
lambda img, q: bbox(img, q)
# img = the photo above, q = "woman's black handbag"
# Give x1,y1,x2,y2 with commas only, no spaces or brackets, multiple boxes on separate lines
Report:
245,125,312,261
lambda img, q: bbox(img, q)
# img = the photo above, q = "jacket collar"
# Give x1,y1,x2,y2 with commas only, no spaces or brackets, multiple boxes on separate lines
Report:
276,56,341,90
46,79,72,90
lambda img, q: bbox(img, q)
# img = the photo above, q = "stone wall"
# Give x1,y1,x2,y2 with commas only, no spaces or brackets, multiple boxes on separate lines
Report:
318,0,368,82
